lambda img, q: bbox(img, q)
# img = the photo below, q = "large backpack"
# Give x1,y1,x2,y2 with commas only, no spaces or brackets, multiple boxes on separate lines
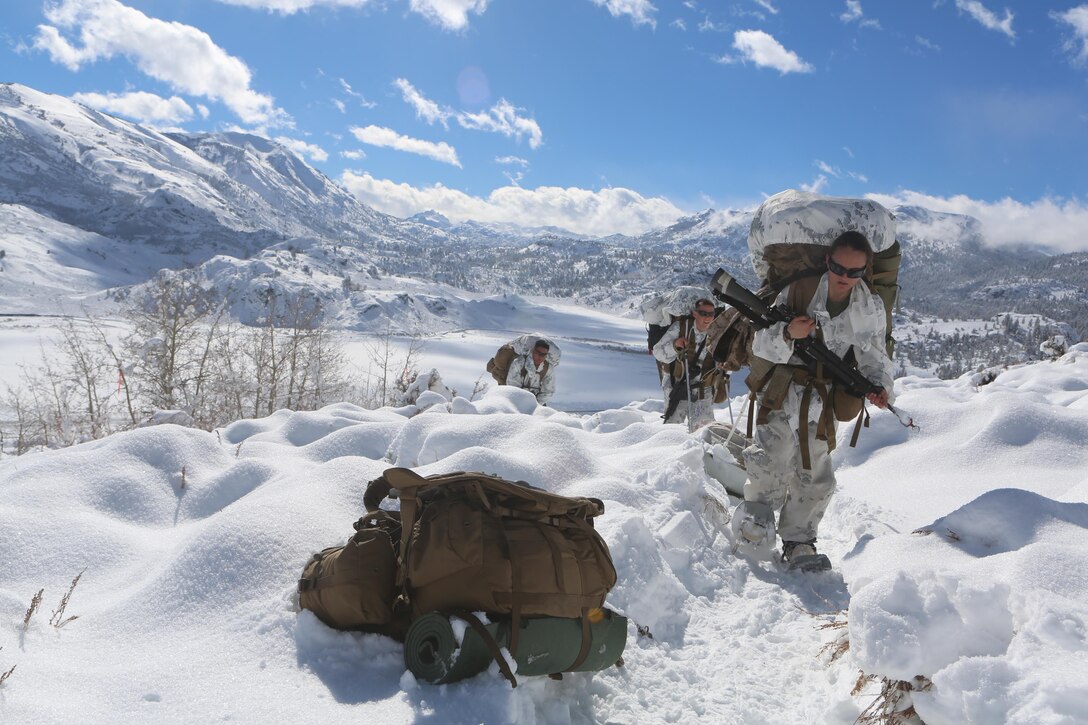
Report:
710,190,901,373
486,343,518,384
298,468,616,639
641,286,714,382
486,335,559,386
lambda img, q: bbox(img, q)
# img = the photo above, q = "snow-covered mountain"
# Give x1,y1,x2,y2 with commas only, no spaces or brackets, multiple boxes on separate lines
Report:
2,83,1085,373
0,83,451,262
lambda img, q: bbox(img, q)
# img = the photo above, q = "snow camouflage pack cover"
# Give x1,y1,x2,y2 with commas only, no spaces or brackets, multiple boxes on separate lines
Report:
748,189,897,282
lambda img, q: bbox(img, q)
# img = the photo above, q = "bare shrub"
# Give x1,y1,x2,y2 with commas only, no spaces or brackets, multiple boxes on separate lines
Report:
468,374,490,402
121,270,226,425
854,675,930,725
354,329,424,408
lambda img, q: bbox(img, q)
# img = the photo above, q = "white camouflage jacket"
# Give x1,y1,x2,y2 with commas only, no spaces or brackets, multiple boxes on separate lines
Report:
751,273,895,425
652,320,712,390
505,334,560,405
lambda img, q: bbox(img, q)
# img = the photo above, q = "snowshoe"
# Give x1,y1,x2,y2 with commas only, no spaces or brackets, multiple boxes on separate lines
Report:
781,541,831,572
730,501,776,554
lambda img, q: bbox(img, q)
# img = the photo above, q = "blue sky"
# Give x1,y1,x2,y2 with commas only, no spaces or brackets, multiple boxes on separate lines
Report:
3,0,1088,245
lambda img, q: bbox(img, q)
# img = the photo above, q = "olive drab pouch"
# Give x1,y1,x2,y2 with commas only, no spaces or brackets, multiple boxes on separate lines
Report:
297,510,409,639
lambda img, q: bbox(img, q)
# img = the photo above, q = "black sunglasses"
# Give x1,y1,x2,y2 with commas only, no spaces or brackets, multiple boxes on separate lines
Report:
693,309,715,318
827,257,867,279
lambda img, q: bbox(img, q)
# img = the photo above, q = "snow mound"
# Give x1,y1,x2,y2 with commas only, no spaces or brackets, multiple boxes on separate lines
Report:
842,488,1088,724
3,348,1088,723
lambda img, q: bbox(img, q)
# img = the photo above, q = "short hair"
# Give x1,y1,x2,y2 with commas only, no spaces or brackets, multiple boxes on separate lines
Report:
533,340,550,351
829,230,874,263
694,298,715,310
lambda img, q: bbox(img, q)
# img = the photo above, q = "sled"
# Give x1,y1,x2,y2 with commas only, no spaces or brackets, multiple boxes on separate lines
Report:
700,421,749,498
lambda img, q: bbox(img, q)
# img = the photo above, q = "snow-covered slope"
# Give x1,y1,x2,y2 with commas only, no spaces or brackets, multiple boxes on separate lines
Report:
2,323,1086,723
0,83,451,260
2,82,1084,377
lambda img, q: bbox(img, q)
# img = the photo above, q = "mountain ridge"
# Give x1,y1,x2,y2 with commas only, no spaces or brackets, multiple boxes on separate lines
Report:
1,83,1084,373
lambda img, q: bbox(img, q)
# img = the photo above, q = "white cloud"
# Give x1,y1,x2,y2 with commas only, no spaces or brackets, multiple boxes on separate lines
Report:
458,99,543,149
211,0,489,31
34,0,289,126
1052,6,1088,67
394,78,451,127
339,78,377,109
341,149,367,160
752,0,778,15
840,0,881,29
590,0,657,29
800,174,829,194
71,90,194,124
699,17,728,32
339,172,685,236
213,0,372,11
495,155,529,166
868,190,1088,253
954,0,1015,41
814,160,868,184
915,35,941,52
408,0,491,31
671,18,687,31
197,104,210,119
274,136,329,162
394,79,543,149
722,30,814,74
349,125,461,166
332,98,346,113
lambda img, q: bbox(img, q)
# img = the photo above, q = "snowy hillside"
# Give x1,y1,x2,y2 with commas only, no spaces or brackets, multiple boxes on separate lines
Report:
2,331,1087,723
1,82,1085,377
0,83,450,260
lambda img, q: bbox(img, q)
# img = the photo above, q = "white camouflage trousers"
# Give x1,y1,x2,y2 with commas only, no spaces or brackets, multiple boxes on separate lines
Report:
742,409,836,542
662,380,715,428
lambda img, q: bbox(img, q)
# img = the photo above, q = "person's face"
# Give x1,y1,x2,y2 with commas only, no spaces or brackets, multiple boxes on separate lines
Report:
826,247,869,298
693,304,715,332
531,346,548,367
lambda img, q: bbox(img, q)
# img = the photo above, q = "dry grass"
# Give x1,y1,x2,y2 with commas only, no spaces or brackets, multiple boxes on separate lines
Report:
817,617,851,663
49,570,84,628
22,589,43,632
0,647,13,687
812,609,931,724
853,674,931,725
911,527,961,542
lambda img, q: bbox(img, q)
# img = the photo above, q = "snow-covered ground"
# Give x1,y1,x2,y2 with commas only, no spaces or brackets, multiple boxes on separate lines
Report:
2,299,1087,724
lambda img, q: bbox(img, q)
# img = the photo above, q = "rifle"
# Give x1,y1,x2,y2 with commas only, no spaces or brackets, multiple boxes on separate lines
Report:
710,268,916,428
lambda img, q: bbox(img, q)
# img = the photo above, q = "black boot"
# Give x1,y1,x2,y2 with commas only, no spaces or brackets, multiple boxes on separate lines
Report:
781,539,831,572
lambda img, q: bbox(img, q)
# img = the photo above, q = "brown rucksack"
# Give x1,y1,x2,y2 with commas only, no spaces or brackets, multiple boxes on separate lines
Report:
297,510,409,638
298,468,617,644
485,343,517,384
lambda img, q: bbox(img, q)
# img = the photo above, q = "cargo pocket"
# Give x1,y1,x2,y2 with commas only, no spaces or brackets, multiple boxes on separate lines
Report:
407,501,483,588
345,529,397,624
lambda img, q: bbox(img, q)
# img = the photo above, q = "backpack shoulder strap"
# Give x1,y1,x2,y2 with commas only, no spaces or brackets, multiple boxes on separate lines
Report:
786,273,822,315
